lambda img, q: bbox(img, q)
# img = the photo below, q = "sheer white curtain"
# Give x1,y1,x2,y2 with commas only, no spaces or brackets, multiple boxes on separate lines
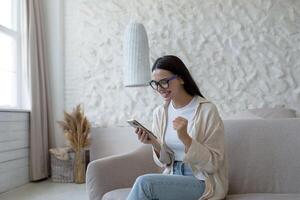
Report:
25,0,54,181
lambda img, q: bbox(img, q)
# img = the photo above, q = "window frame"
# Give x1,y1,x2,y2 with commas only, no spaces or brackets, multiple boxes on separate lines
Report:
0,0,24,109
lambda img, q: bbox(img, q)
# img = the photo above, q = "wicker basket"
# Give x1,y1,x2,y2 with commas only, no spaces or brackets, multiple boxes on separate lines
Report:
50,149,75,183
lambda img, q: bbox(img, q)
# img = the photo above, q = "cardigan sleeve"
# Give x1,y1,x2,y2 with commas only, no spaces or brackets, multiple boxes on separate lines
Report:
183,103,225,174
151,107,165,168
151,106,175,167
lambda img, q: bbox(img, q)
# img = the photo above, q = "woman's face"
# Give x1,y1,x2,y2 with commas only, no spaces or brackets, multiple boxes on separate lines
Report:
151,69,183,101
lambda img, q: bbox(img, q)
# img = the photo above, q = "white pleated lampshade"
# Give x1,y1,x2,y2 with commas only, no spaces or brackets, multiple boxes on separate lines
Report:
123,23,150,87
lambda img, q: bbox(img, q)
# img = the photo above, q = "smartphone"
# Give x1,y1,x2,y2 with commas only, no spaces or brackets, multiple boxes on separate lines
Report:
127,119,157,139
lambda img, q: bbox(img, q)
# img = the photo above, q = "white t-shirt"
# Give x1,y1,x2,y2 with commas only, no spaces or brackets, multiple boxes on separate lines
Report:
165,97,198,161
165,97,206,180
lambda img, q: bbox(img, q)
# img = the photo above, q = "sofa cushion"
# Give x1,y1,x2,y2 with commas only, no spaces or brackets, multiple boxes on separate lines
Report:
102,188,131,200
102,190,300,200
227,193,300,200
224,118,300,194
103,189,300,200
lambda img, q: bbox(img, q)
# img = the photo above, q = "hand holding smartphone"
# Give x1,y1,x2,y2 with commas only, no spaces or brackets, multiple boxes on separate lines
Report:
127,119,157,139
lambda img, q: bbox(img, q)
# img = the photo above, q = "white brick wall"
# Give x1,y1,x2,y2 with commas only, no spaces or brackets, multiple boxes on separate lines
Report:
65,0,300,127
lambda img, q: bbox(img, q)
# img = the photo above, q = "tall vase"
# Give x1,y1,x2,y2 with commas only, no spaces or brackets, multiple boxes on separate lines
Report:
74,149,85,184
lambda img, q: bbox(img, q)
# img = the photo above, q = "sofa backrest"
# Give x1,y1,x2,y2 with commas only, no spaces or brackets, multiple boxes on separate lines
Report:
90,127,142,161
90,119,300,194
224,118,300,194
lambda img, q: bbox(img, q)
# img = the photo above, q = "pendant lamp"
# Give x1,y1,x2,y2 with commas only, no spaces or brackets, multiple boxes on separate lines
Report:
123,23,150,87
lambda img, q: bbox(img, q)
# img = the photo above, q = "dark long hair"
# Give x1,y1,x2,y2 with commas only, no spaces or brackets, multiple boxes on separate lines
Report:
151,55,205,98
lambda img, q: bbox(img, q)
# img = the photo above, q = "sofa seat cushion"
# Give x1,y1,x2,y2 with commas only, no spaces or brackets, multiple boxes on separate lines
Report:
102,188,131,200
103,189,300,200
227,193,300,200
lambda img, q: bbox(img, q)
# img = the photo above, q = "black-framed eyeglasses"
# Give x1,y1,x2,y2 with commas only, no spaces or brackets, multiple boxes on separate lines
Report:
149,75,178,90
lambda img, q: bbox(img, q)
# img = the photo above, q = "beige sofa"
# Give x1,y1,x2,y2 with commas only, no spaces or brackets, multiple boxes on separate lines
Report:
86,118,300,200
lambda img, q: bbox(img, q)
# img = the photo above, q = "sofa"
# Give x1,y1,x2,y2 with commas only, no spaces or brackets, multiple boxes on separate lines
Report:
86,118,300,200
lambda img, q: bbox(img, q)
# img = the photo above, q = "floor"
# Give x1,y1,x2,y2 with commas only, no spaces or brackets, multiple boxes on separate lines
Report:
0,179,89,200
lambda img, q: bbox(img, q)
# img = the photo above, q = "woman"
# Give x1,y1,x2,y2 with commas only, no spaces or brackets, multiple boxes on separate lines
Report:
127,55,228,200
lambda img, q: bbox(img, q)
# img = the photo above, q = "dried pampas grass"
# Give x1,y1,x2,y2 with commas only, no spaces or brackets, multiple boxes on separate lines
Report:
57,104,91,152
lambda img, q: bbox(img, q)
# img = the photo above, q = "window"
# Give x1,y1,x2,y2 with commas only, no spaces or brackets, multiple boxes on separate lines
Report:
0,0,26,109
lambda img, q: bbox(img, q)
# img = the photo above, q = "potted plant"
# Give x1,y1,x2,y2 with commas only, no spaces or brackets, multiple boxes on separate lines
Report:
58,104,91,183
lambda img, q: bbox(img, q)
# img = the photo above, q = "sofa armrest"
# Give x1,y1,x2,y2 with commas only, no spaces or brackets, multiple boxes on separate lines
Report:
86,145,161,200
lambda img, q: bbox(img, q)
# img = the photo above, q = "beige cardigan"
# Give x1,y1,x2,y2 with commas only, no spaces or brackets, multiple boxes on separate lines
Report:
151,96,228,200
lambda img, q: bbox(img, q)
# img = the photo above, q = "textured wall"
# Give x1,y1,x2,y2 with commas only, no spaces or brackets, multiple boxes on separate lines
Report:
65,0,300,127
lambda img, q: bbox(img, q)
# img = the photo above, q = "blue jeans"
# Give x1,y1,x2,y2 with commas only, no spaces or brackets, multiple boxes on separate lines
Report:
126,161,205,200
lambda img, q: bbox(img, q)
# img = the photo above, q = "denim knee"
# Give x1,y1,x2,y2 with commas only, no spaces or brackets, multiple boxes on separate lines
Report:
135,174,154,188
130,174,156,199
